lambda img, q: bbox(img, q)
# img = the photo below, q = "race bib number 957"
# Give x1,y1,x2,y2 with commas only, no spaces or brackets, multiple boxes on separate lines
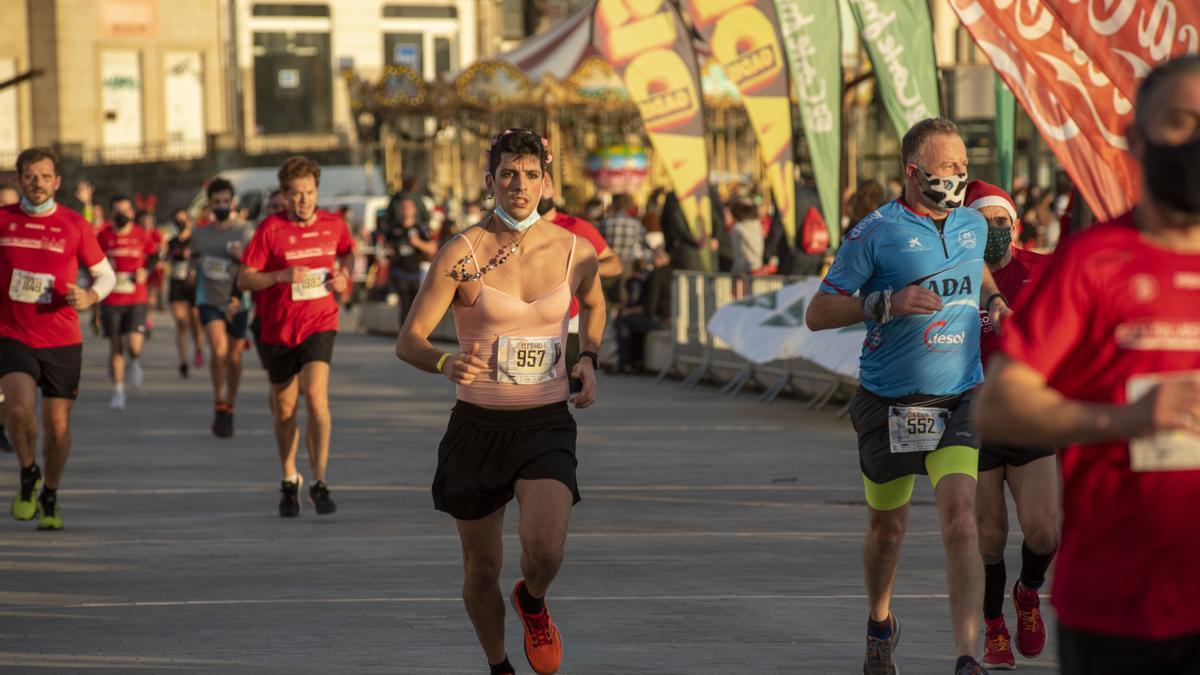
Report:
496,335,562,385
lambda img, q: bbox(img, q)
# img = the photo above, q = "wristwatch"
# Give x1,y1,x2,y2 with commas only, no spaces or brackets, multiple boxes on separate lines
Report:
578,351,599,370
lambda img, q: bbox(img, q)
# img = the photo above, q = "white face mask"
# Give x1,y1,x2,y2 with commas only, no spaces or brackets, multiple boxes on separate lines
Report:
915,166,968,211
490,176,544,232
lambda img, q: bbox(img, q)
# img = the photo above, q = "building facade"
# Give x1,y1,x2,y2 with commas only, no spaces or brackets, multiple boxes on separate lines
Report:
2,0,231,163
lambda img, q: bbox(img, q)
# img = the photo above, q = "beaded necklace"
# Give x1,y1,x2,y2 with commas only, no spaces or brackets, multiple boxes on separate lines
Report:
448,216,532,283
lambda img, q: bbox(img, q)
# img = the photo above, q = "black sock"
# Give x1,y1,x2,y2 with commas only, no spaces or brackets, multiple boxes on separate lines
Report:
40,487,56,505
1019,541,1055,590
983,558,1007,620
867,615,893,640
488,656,514,675
517,583,545,614
956,655,979,670
21,463,40,479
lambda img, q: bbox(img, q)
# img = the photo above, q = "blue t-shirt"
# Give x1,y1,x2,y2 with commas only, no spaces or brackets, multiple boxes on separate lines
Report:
821,200,987,398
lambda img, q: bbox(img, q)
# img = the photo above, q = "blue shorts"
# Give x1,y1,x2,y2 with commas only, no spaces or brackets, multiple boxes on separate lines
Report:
197,305,249,340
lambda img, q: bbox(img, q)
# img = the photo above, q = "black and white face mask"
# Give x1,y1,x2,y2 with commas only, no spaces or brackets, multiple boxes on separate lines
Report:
915,166,968,211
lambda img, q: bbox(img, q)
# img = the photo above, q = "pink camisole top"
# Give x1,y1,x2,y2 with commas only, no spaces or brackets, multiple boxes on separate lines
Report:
452,234,575,408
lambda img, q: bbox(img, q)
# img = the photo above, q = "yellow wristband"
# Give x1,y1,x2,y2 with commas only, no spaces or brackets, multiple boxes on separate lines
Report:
435,352,451,373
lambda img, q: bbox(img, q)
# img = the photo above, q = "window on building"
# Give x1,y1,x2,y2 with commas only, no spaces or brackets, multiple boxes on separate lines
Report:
434,37,452,78
384,33,424,71
253,31,333,135
382,5,457,19
252,3,330,17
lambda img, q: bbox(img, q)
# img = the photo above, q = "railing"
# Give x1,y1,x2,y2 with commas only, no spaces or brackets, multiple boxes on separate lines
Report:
654,271,859,411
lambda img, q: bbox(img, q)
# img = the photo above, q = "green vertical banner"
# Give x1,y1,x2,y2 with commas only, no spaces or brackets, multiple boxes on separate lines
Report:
775,0,842,248
847,0,940,140
993,73,1015,193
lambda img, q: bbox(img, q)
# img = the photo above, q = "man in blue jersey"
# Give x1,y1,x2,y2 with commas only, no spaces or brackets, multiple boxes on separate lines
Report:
807,118,1011,675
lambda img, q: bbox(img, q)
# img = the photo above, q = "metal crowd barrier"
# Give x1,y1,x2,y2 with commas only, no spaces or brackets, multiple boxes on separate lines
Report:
655,271,858,411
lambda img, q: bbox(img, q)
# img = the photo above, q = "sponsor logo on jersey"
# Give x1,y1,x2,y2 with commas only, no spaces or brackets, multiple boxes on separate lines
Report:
1115,321,1200,351
1130,274,1159,303
924,320,967,352
903,236,932,253
958,230,977,250
926,275,974,298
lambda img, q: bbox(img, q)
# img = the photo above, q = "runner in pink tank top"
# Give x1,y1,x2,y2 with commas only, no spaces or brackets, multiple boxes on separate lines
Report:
396,129,605,675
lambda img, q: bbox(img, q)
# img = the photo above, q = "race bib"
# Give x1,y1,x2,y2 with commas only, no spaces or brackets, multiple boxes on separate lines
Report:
291,267,330,301
887,405,949,453
496,335,562,385
8,269,54,304
114,271,136,295
1128,372,1200,471
171,261,190,281
201,256,233,281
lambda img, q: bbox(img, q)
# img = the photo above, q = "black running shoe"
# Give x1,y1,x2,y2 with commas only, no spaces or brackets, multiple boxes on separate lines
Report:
279,476,302,517
0,426,12,452
179,363,189,378
309,481,337,515
211,407,233,438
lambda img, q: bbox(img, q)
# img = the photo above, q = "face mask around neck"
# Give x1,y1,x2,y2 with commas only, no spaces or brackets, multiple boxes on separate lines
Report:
20,196,55,215
491,179,544,232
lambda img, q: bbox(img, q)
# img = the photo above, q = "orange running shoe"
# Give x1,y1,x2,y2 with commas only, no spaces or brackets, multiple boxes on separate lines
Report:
510,579,562,675
982,616,1016,670
1013,581,1046,658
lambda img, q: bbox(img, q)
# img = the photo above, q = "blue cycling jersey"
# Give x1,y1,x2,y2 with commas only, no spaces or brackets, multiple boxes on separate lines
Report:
821,199,987,398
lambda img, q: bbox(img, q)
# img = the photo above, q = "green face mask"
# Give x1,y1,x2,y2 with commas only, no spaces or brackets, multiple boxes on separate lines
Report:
984,226,1012,264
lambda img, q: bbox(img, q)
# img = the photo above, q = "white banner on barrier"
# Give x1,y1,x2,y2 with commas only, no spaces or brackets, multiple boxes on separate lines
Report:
706,278,866,378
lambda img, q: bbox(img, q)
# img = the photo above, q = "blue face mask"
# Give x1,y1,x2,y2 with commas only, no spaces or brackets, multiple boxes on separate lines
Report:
20,196,55,215
491,179,544,232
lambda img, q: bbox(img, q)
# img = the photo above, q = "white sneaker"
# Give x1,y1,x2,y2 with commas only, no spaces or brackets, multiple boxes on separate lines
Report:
109,389,126,410
128,360,143,388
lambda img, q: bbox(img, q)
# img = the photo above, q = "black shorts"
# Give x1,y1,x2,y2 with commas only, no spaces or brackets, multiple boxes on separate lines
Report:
433,400,580,521
197,305,249,340
979,443,1055,472
849,388,980,484
257,331,336,385
100,304,148,338
168,280,195,305
1058,623,1200,674
0,338,83,400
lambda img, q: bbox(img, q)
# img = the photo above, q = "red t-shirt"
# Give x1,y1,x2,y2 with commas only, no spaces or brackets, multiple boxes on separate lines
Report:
98,224,156,306
1000,213,1200,640
241,211,354,347
550,212,607,319
0,204,105,348
979,246,1048,367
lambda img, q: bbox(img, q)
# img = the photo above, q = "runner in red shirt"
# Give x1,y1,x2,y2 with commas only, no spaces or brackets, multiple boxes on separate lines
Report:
964,180,1057,669
535,172,622,367
976,56,1200,674
2,147,116,530
237,156,353,517
98,194,158,410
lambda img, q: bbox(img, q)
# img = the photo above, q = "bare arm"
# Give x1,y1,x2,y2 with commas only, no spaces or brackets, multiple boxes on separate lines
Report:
395,237,487,383
805,292,864,331
237,265,304,292
976,355,1200,445
571,241,605,408
597,247,624,278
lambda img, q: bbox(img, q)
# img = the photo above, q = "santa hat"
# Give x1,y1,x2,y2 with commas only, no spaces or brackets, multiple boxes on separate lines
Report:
965,180,1017,222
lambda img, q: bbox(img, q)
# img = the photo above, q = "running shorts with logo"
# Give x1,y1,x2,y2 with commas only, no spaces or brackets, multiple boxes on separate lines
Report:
820,200,987,510
100,303,148,337
0,338,83,400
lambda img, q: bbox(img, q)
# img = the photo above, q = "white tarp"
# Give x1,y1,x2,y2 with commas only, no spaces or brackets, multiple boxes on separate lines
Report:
706,277,866,378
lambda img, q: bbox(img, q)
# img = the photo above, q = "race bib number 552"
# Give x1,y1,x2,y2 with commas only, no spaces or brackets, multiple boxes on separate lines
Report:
8,269,54,304
887,405,949,454
496,335,562,385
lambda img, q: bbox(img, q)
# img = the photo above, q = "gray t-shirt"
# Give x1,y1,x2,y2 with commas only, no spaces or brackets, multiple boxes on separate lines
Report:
191,222,251,308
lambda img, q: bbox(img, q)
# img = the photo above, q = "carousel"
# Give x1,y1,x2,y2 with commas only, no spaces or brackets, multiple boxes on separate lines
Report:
343,4,761,213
